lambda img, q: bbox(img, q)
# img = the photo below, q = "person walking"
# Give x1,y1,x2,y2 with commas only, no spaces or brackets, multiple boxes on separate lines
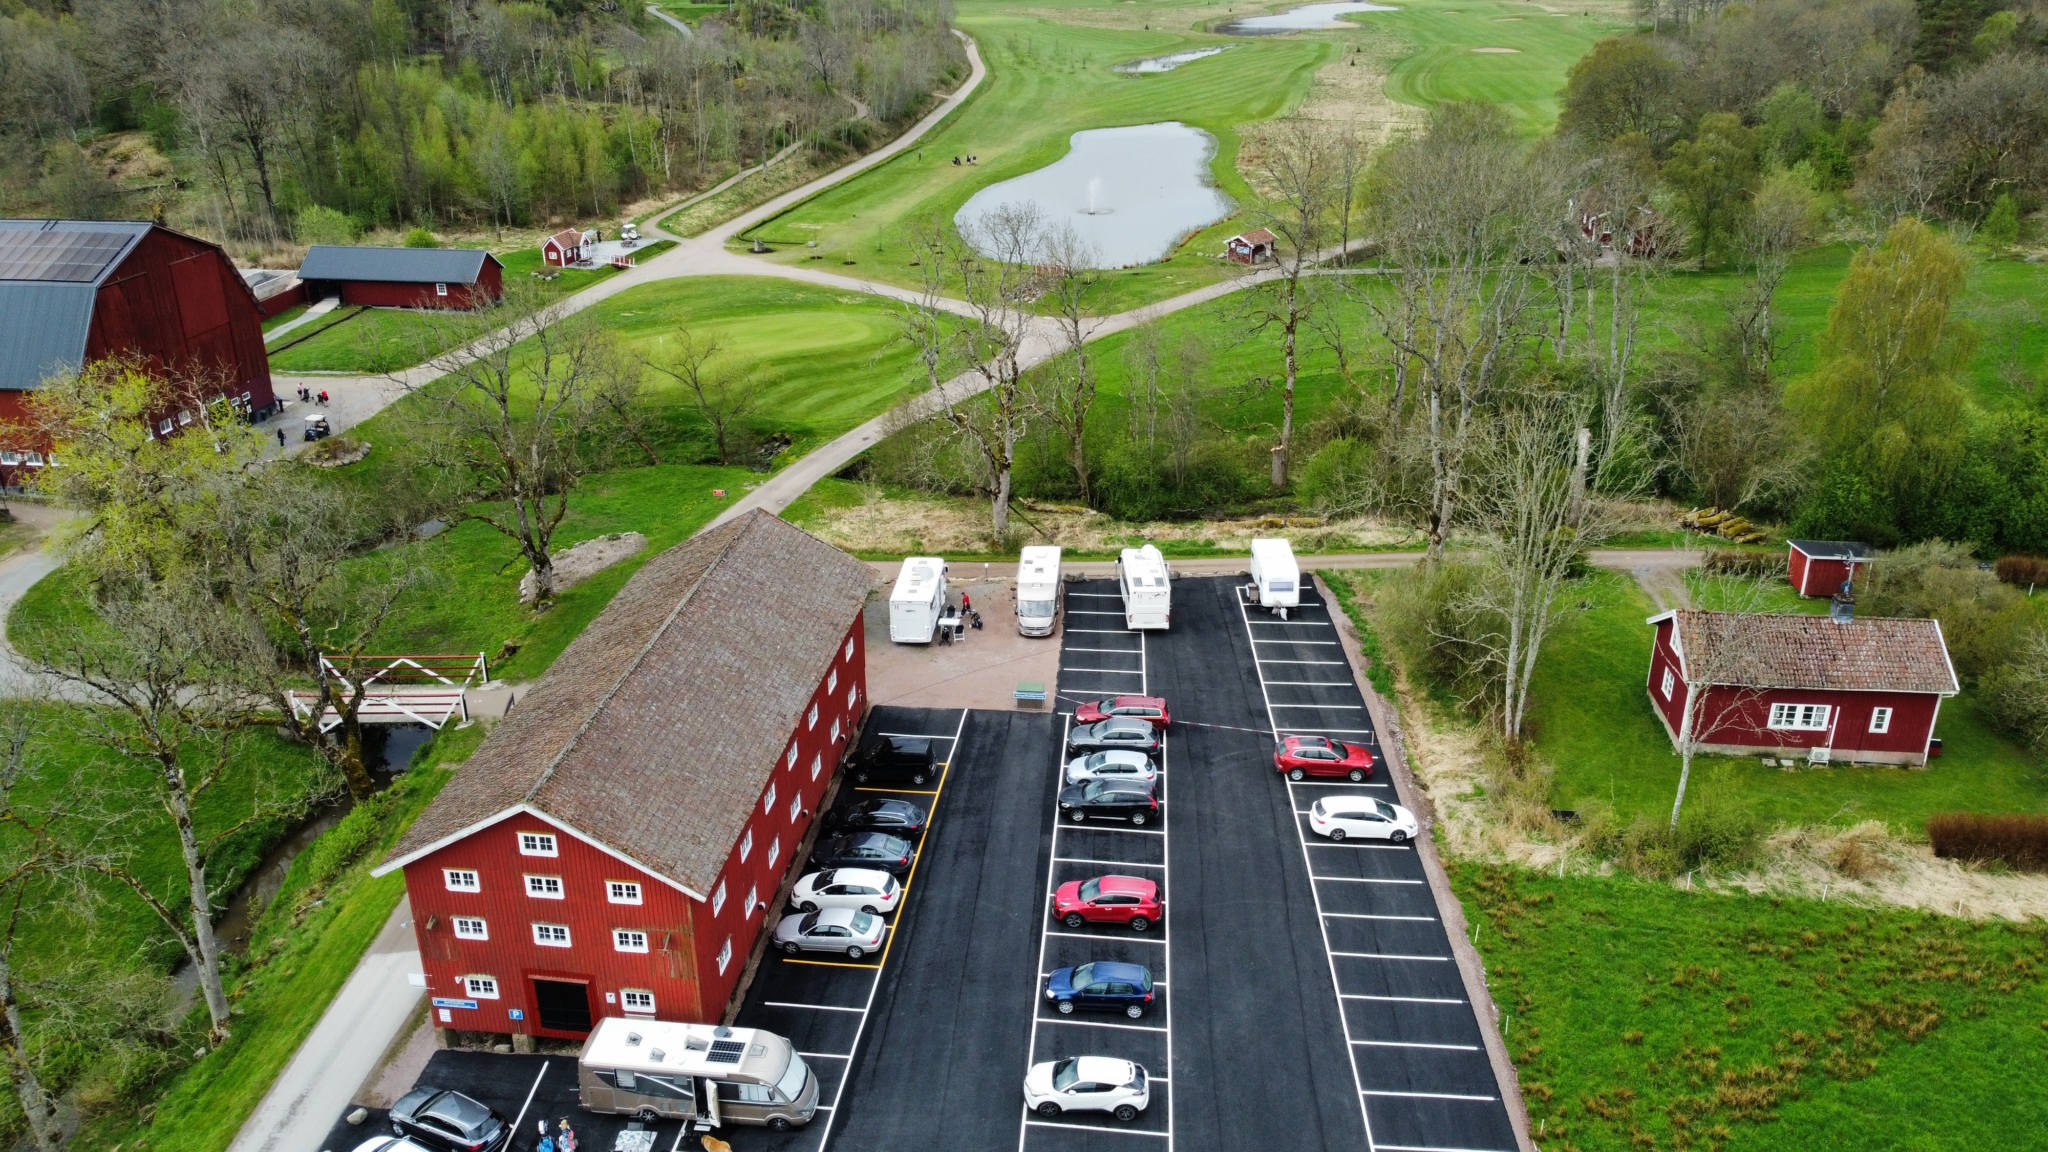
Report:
276,427,287,447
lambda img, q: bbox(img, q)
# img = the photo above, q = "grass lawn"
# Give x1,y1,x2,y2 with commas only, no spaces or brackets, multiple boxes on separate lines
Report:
260,303,308,332
1367,0,1629,133
1529,571,2048,831
1455,862,2048,1152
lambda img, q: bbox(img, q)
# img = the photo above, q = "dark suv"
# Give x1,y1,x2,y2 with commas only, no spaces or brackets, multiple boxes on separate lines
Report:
846,736,938,786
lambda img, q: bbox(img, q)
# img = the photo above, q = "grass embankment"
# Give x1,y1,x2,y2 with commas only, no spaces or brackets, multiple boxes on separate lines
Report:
1455,863,2048,1152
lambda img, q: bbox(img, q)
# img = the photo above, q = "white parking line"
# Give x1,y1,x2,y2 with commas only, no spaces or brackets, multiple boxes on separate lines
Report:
1343,994,1467,1005
1061,822,1165,835
1045,930,1166,943
1364,1090,1498,1102
1055,857,1165,869
1354,1039,1480,1051
1330,951,1453,962
1069,592,1123,597
506,1061,550,1147
1038,1017,1169,1034
1253,639,1341,645
1324,912,1437,922
1280,727,1377,735
1066,647,1144,654
1024,1120,1169,1138
1064,666,1146,674
764,1001,865,1012
1306,841,1414,851
1264,681,1357,687
1257,659,1349,666
1377,1144,1516,1152
1068,610,1129,615
1068,628,1140,635
1271,703,1364,709
799,1051,852,1059
877,732,958,740
1314,875,1427,885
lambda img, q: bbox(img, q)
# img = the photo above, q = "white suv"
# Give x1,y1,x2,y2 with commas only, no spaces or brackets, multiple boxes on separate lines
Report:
1064,750,1159,787
791,868,902,914
1024,1056,1151,1121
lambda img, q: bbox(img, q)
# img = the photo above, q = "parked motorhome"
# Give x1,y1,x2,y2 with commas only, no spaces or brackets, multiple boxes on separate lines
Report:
890,557,948,643
1016,546,1063,637
1118,545,1171,631
1246,538,1301,618
579,1018,818,1132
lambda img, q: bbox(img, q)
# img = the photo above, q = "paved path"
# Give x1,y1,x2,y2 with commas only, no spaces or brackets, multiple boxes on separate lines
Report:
263,296,340,344
643,2,693,36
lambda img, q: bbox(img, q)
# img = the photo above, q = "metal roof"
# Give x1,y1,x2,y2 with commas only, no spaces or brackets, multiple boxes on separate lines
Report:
0,281,98,392
0,220,150,284
298,245,495,285
1788,539,1874,562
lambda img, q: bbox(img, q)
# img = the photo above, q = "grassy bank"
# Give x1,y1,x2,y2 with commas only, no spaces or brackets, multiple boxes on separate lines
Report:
1455,863,2048,1151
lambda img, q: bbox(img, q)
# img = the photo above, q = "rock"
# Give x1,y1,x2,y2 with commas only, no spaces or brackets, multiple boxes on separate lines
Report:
347,1108,369,1125
520,532,649,606
493,1043,513,1053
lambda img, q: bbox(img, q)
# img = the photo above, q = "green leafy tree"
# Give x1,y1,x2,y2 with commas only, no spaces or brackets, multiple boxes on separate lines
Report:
1558,37,1682,147
403,225,441,247
1981,192,2021,245
295,204,359,245
1662,113,1760,269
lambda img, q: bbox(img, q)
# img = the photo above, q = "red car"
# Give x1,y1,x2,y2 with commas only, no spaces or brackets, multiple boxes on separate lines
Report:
1274,735,1376,782
1051,875,1162,932
1074,696,1171,729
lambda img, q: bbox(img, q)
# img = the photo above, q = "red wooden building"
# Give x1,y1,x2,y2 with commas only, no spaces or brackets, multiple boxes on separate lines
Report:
373,512,875,1042
1787,539,1873,598
1645,609,1957,766
297,246,503,308
1225,228,1276,265
542,229,585,268
0,220,275,480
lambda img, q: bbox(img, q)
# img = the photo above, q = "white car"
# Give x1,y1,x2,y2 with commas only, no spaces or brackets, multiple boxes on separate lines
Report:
1064,750,1159,787
773,906,886,959
791,867,902,915
1024,1056,1151,1121
1308,796,1420,843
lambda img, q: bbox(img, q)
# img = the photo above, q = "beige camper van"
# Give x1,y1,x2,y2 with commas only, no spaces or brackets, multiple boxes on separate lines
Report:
578,1018,818,1132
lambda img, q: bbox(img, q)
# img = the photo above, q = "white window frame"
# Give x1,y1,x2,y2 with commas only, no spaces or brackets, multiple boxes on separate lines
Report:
464,975,500,999
744,885,759,917
828,669,839,693
531,922,571,947
518,832,558,857
848,685,859,710
738,827,753,863
808,703,819,729
443,868,480,893
716,935,733,974
788,743,799,770
1869,707,1893,734
810,753,822,781
711,879,726,916
768,837,780,867
613,928,649,953
607,880,643,905
763,783,777,814
1767,703,1832,731
435,282,449,296
524,874,565,899
0,451,18,466
621,988,655,1014
789,793,803,823
831,718,841,743
1660,668,1675,701
844,637,855,660
177,409,193,427
158,417,174,435
452,916,488,941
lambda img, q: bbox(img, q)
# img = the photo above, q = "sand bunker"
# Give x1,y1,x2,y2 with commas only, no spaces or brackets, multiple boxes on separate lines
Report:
1470,46,1520,52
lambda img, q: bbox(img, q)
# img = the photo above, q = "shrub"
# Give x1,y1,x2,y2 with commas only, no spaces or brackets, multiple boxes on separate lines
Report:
1980,633,2048,751
1861,541,2035,681
299,798,385,889
403,226,441,248
1703,549,1786,579
1378,561,1498,711
1993,555,2048,588
1927,812,2048,871
1980,193,2020,247
1583,795,1766,878
1298,438,1377,515
295,205,359,246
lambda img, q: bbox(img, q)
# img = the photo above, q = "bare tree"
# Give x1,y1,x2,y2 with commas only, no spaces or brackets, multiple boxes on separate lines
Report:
1729,171,1814,381
646,324,757,466
1666,576,1778,827
1025,223,1104,503
1245,118,1341,487
943,202,1045,540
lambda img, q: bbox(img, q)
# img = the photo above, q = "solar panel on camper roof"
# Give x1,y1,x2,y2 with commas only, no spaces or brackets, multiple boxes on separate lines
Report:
0,230,133,282
706,1040,747,1065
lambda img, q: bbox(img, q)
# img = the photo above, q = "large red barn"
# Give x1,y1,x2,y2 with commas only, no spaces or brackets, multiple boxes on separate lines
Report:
297,245,503,309
1787,539,1873,598
1646,609,1958,766
373,512,874,1043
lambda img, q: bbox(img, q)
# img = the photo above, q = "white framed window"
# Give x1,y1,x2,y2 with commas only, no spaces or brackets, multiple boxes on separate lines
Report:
844,637,855,660
608,880,643,905
531,922,571,947
443,868,480,892
524,874,564,899
1869,707,1893,734
613,928,649,953
789,793,803,823
177,409,193,427
768,837,780,867
1767,703,1832,731
831,718,841,742
763,783,777,814
828,669,839,693
738,828,753,863
787,743,799,770
711,879,726,916
158,417,174,435
464,975,499,999
25,452,43,467
0,452,18,465
519,832,558,857
744,885,759,917
848,685,859,710
452,916,488,940
810,753,822,781
716,936,733,974
1660,668,1675,701
808,703,819,729
621,988,655,1014
435,282,449,296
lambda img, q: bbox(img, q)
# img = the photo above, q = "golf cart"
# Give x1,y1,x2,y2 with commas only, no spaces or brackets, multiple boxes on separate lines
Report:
303,414,332,441
620,221,641,247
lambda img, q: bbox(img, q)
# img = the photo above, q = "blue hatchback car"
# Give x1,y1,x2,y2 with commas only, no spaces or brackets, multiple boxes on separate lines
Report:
1044,960,1156,1019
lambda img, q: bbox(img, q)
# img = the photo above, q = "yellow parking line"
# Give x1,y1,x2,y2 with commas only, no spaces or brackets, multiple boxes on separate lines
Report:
871,721,962,971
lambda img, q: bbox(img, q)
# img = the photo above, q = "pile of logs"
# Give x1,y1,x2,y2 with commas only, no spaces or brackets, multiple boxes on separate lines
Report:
1679,507,1769,545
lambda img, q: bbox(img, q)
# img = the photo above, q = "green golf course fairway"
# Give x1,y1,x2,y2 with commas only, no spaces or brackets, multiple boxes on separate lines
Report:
1371,0,1628,132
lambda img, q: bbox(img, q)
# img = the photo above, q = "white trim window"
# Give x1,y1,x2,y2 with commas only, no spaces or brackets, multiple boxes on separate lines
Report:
848,685,859,710
738,828,754,863
518,832,558,857
831,718,842,743
1660,668,1675,701
608,880,643,905
531,923,571,947
716,935,733,974
613,929,649,953
808,703,819,729
444,868,480,893
524,874,565,899
711,879,727,916
1869,707,1893,734
789,793,802,823
621,989,655,1014
1768,703,1832,731
810,753,823,781
452,916,488,941
435,282,449,296
788,743,799,770
828,669,839,693
844,637,855,661
744,885,759,917
763,783,777,815
464,975,500,999
768,837,780,867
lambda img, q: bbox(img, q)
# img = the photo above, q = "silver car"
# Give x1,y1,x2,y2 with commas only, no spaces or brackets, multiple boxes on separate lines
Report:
1065,750,1159,787
773,906,886,959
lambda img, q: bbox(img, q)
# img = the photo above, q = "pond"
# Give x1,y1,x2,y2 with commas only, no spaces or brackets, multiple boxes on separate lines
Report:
953,122,1234,269
1113,46,1234,73
1218,1,1398,34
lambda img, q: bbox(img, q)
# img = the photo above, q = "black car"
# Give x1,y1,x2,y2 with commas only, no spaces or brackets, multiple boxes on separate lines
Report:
389,1087,509,1152
823,798,929,835
1066,718,1162,758
846,735,938,786
811,831,917,876
1058,780,1159,825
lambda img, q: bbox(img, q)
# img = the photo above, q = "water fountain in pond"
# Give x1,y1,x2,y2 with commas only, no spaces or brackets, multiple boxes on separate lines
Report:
1084,177,1109,216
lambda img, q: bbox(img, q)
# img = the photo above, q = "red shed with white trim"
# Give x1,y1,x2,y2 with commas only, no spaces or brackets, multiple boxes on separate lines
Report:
297,245,503,309
1787,539,1872,598
373,511,874,1041
542,229,584,268
1645,609,1957,766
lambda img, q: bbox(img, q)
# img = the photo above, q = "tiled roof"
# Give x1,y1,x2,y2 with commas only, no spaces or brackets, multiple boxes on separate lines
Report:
298,245,495,284
380,511,876,895
1235,228,1277,244
1660,610,1957,695
1788,539,1873,561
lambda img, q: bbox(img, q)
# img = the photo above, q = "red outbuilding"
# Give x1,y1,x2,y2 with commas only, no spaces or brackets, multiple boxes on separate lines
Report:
542,229,585,268
0,220,276,480
297,245,504,309
1787,539,1873,598
1225,228,1276,265
1645,609,1957,767
373,511,874,1043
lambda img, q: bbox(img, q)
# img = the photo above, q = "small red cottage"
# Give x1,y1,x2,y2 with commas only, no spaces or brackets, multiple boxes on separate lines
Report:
542,229,584,268
1225,228,1277,265
297,246,504,309
373,511,874,1043
1787,539,1873,598
1645,609,1957,766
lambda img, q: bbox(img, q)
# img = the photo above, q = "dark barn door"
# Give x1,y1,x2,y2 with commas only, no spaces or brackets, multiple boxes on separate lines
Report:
533,979,593,1033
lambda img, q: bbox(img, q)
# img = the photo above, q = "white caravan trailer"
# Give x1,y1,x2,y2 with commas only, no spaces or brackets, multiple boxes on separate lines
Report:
890,557,948,643
1246,537,1301,619
579,1017,818,1132
1118,545,1172,630
1015,545,1063,637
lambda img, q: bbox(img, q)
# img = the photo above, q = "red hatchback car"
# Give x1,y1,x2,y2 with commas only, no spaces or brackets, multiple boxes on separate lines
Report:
1074,696,1171,729
1274,735,1376,782
1052,875,1163,932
